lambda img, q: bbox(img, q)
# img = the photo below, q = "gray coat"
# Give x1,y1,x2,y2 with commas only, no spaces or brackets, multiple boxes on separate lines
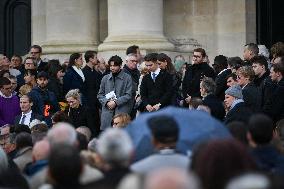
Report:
97,71,133,130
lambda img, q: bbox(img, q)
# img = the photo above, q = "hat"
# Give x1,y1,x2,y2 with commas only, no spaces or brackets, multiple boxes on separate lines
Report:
37,71,49,79
225,85,243,99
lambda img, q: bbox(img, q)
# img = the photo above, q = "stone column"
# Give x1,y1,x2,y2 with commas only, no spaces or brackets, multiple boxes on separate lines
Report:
31,0,46,46
98,0,174,54
42,0,99,55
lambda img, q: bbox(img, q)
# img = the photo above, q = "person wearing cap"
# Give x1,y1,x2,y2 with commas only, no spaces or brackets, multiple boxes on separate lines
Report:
130,115,190,174
28,71,59,126
224,85,252,125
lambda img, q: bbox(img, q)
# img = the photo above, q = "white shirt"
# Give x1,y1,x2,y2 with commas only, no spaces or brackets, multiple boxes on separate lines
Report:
151,68,161,80
19,110,32,126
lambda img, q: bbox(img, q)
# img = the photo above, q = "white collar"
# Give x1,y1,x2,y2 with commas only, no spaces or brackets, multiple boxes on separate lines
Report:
152,68,161,76
0,91,12,98
218,68,230,76
72,66,85,82
22,110,32,116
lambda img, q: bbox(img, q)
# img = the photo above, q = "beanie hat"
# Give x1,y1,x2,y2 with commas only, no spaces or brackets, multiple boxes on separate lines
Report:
225,85,243,99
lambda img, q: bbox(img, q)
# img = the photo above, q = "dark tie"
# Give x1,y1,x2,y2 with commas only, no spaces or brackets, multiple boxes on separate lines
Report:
20,114,26,124
152,73,156,82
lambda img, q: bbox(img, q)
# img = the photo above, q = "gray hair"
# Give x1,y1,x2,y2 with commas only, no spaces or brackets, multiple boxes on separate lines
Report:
65,89,81,102
76,126,92,142
0,147,8,172
47,122,77,146
96,128,133,166
126,53,137,61
200,77,216,95
87,138,98,152
226,173,270,189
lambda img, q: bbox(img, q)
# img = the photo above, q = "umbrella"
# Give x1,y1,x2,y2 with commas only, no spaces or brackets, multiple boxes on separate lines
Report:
125,106,231,161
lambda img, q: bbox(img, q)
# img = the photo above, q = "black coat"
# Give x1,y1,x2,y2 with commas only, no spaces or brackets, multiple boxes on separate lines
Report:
224,102,252,125
202,94,225,121
182,62,215,98
37,60,48,72
47,77,64,102
82,65,101,108
140,70,173,109
263,79,284,123
215,69,232,101
66,105,97,135
63,67,85,96
242,82,261,112
250,145,284,175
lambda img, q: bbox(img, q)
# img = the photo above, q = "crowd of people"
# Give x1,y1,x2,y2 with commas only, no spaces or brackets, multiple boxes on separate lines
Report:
0,41,284,189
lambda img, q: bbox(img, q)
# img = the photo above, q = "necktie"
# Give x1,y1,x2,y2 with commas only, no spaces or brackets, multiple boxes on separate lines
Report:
152,73,156,82
21,114,26,124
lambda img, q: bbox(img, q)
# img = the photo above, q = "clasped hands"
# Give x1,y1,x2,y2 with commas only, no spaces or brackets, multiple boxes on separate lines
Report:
146,103,161,112
107,100,117,110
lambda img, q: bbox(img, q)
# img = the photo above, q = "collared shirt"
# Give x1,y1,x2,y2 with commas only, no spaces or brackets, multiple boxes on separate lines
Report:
19,110,32,126
151,68,161,80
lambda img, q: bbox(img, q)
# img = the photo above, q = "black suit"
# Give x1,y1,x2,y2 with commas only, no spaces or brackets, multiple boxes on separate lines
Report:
242,82,261,112
82,65,101,135
37,60,48,72
140,70,173,110
215,69,232,101
14,112,44,125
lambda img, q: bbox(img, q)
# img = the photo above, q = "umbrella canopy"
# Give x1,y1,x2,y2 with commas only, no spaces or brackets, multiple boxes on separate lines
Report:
125,106,231,161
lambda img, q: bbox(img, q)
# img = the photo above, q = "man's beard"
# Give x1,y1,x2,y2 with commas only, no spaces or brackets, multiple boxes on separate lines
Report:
39,84,47,89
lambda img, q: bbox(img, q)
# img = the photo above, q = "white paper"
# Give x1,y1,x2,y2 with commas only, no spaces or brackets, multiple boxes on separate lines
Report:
105,91,117,100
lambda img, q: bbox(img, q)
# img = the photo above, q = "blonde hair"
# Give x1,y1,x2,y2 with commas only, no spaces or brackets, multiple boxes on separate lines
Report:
19,84,33,97
237,66,255,82
112,113,131,128
65,89,81,102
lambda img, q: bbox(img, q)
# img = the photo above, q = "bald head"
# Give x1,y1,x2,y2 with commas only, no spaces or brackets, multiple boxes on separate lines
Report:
145,168,200,189
47,122,77,146
32,140,50,162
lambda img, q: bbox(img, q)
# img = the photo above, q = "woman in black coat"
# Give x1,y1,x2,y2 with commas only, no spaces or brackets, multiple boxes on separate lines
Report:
65,89,96,136
63,53,86,98
157,53,182,106
47,59,65,102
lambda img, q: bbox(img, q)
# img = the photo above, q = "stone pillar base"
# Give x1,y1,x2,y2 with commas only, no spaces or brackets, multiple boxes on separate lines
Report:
98,35,174,52
42,43,98,54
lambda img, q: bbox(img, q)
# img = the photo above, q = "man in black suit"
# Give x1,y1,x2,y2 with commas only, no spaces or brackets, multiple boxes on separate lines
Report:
29,45,48,72
82,50,101,135
140,53,173,112
14,95,43,126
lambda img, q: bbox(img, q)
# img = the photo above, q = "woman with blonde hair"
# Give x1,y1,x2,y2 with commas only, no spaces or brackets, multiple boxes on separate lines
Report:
112,113,131,128
65,89,96,137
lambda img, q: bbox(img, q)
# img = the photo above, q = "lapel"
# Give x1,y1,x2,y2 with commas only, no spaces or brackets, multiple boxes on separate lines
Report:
70,67,84,82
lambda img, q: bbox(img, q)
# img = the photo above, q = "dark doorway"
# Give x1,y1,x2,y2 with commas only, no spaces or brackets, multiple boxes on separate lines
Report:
0,0,31,58
257,0,284,49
